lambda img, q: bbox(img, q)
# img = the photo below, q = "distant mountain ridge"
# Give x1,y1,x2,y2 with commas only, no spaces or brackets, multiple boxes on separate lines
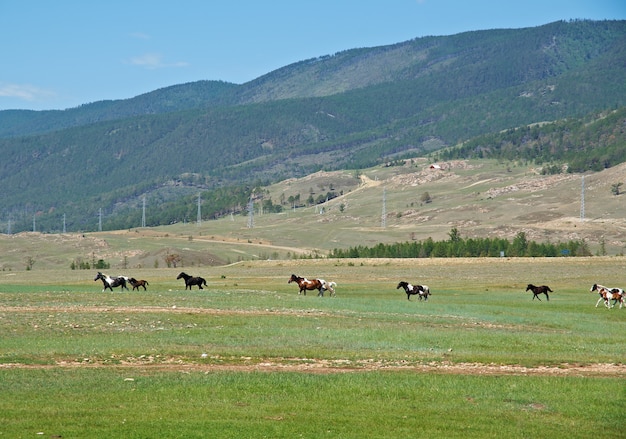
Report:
2,19,624,138
0,19,625,233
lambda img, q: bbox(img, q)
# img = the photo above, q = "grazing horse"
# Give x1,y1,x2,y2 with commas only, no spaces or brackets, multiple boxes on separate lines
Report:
128,278,149,291
94,272,128,292
526,284,553,301
397,281,431,301
177,272,207,290
288,274,327,296
590,284,624,309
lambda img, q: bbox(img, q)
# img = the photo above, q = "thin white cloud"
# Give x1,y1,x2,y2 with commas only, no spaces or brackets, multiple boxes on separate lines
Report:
0,83,56,101
130,31,151,40
128,53,189,69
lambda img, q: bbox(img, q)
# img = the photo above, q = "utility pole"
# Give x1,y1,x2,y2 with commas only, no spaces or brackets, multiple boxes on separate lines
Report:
98,208,102,232
63,214,66,233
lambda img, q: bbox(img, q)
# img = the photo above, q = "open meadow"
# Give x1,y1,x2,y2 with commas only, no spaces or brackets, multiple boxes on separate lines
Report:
0,257,624,438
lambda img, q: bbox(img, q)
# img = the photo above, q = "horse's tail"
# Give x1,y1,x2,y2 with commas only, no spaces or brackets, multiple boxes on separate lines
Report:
203,278,207,286
547,286,553,292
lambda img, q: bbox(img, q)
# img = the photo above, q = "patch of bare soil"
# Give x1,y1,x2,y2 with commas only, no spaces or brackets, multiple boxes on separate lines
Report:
484,174,575,198
1,357,623,377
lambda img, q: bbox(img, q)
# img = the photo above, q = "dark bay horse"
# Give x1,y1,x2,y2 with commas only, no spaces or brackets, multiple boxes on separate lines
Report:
397,281,431,301
289,274,326,296
94,272,128,292
128,278,149,291
177,272,207,290
526,284,553,301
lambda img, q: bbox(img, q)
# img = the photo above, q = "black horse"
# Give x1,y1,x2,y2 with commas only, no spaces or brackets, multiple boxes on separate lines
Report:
397,281,430,301
94,272,128,292
177,272,207,290
526,284,553,301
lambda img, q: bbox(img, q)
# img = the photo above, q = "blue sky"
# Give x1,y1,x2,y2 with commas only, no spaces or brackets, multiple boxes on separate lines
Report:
1,0,624,111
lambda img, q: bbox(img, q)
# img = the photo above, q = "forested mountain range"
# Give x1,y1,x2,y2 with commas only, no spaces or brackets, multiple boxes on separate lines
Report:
1,19,625,233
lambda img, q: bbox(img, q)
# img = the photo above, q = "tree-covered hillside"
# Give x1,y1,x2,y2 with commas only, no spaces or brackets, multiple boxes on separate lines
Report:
439,107,626,172
0,20,625,233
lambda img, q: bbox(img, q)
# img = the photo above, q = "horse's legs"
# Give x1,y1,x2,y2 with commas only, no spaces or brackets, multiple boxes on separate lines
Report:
595,297,604,307
545,293,549,301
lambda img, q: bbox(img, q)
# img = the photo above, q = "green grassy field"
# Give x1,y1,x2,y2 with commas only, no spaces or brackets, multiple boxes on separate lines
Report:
0,258,624,438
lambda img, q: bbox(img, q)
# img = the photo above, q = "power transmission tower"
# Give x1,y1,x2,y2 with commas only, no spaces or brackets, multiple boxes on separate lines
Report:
247,196,254,228
7,218,11,235
63,214,66,233
381,188,386,228
33,214,36,232
141,197,146,227
580,175,585,222
197,194,202,226
98,208,102,232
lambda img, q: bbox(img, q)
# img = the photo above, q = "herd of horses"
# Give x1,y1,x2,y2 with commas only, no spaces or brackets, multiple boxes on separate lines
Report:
93,271,624,308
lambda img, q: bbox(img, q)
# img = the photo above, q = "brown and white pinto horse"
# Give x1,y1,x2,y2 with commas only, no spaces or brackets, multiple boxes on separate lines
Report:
590,284,624,309
287,274,326,297
525,284,553,301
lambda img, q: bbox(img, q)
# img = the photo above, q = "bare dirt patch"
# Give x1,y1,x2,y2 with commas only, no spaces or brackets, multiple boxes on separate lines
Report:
1,357,623,377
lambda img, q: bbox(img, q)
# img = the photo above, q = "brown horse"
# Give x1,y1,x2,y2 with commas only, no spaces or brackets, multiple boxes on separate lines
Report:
289,274,326,296
526,284,552,301
128,278,149,291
